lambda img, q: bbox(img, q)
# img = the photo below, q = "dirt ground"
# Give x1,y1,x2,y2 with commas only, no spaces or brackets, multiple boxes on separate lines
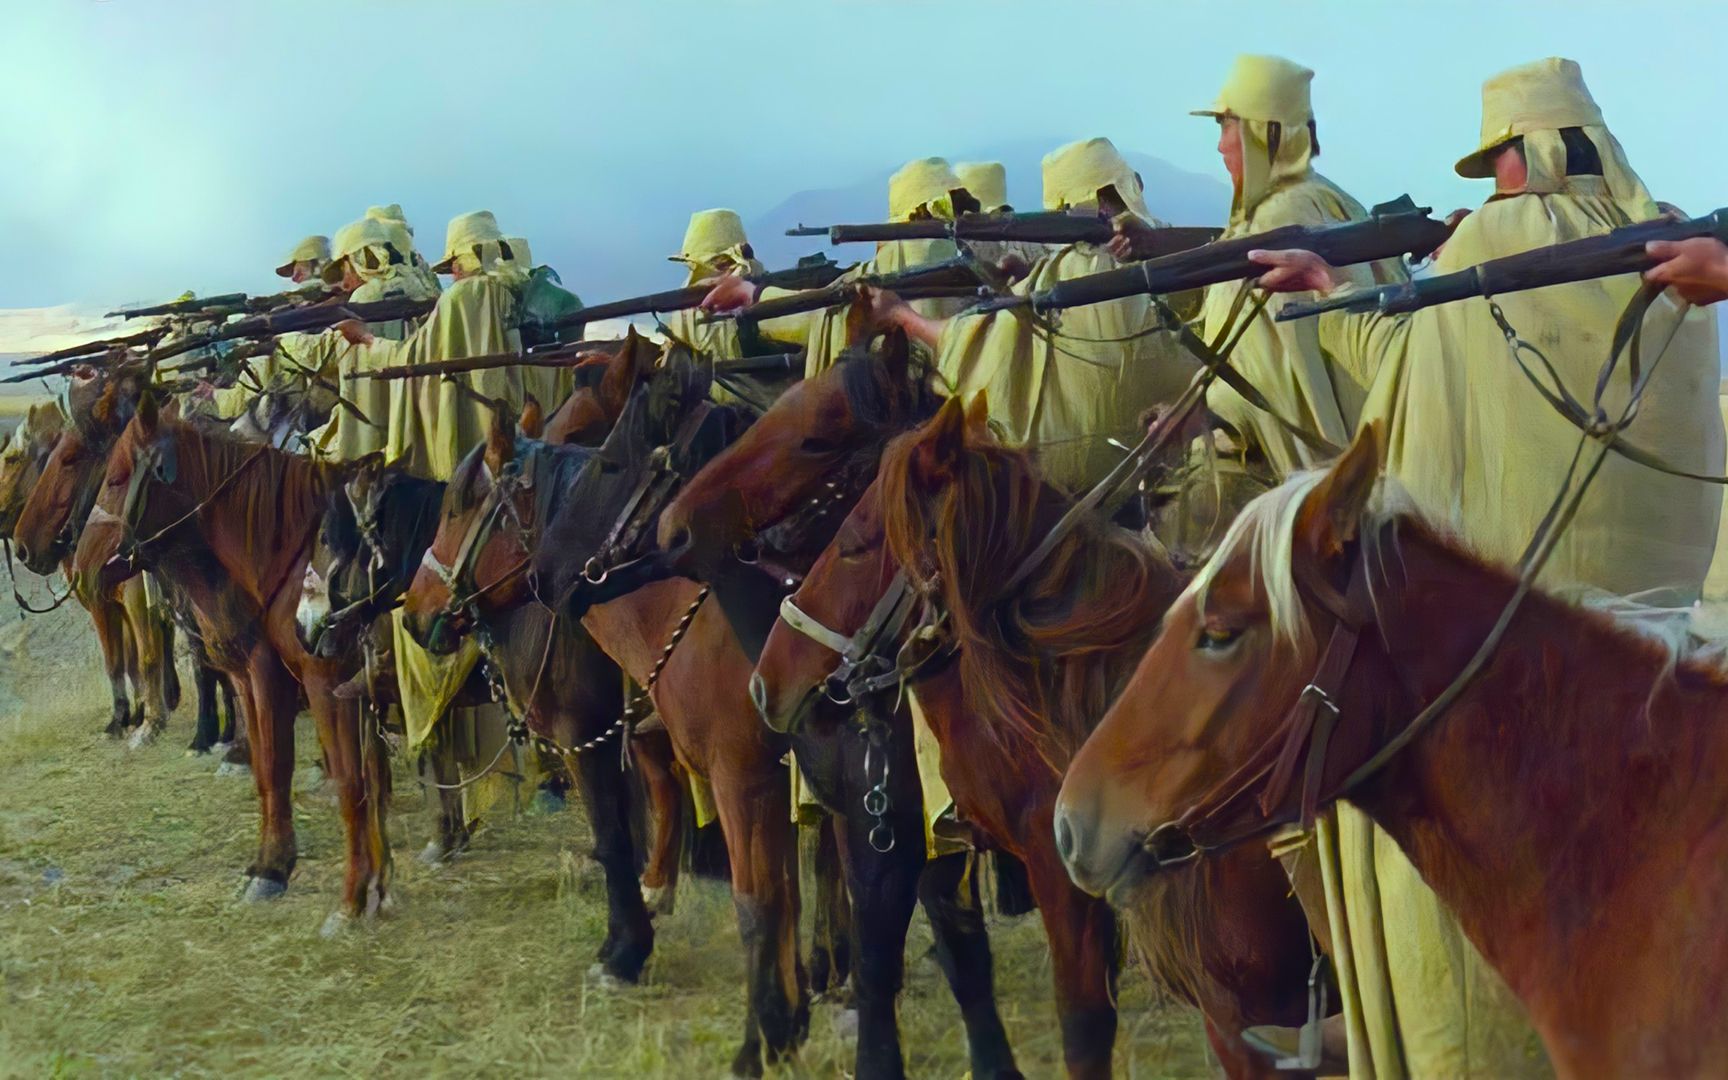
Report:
0,584,1215,1078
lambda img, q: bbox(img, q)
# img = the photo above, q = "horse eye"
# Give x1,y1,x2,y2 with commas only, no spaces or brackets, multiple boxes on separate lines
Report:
1195,625,1243,652
800,436,839,455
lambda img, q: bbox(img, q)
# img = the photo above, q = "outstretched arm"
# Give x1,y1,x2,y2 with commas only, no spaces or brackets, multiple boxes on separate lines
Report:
1645,238,1728,306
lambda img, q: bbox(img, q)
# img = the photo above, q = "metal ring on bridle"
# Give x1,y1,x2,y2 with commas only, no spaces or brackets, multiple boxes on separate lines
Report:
581,556,609,585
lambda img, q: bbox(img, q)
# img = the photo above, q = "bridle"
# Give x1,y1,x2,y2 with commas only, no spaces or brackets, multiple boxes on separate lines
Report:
419,446,541,635
578,400,716,589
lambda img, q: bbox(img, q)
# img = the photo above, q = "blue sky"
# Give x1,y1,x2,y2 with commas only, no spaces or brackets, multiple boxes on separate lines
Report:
4,0,1724,309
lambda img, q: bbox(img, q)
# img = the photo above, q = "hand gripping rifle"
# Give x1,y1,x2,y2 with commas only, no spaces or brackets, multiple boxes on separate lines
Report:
146,295,437,363
967,196,1451,317
1275,208,1728,321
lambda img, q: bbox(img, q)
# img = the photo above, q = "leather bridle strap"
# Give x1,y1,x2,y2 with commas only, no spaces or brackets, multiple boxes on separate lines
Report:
775,569,916,706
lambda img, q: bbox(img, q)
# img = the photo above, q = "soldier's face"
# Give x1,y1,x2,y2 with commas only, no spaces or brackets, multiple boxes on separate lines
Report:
1493,142,1528,195
1217,117,1244,189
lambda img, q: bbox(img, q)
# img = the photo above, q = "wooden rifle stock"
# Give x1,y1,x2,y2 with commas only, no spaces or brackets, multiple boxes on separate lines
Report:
147,295,437,363
537,256,846,334
978,196,1448,316
1276,208,1728,321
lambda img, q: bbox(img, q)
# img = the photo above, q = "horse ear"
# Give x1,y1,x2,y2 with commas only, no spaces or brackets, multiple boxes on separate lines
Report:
136,389,160,437
1297,422,1382,560
962,390,990,439
519,394,544,439
160,397,182,423
911,395,969,484
484,402,517,475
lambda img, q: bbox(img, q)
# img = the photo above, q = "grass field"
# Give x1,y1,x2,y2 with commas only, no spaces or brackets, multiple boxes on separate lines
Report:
0,589,1214,1078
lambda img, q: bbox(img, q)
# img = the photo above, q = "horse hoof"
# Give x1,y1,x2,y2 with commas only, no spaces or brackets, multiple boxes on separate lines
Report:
641,882,676,917
320,910,355,938
240,876,287,903
215,760,251,778
585,963,627,992
829,1008,859,1042
127,724,162,750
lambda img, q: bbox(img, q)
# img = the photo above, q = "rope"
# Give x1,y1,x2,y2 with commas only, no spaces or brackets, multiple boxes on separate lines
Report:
3,539,74,616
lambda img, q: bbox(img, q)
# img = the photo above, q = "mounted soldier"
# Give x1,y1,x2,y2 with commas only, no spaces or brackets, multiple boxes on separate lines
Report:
1250,57,1726,1078
274,234,331,285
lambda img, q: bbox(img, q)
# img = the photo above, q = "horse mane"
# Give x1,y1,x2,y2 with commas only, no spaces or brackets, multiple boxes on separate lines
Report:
163,417,336,569
835,344,942,431
879,426,1182,768
1196,467,1728,673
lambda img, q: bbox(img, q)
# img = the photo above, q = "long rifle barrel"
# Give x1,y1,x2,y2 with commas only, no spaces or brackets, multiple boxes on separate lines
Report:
15,325,169,366
1276,208,1728,322
536,255,846,334
819,213,1221,254
148,295,437,363
107,292,249,319
725,257,985,324
971,196,1449,317
346,341,626,381
107,284,341,321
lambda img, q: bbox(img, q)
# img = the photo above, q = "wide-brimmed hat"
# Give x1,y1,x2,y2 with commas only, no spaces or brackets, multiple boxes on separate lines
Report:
1455,57,1604,179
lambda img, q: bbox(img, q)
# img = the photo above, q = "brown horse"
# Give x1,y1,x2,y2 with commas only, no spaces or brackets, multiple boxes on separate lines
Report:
400,351,818,1076
73,399,389,924
660,344,1035,1080
753,396,1317,1077
1055,426,1728,1077
7,387,196,746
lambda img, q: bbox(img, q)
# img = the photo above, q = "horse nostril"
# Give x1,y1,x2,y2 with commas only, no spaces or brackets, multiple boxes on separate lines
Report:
13,541,30,567
663,525,693,560
748,672,769,723
1053,808,1077,864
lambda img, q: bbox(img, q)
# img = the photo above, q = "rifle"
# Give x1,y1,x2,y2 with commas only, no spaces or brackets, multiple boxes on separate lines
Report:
147,295,437,363
346,340,627,381
1275,208,1728,322
528,254,847,337
969,196,1451,317
718,256,989,325
792,210,1221,254
106,283,341,321
13,325,169,366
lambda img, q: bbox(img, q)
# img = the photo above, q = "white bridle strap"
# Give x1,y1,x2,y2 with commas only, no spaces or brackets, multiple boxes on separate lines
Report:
778,594,855,656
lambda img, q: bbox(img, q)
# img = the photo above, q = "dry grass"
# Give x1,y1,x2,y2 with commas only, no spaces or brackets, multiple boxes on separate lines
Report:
0,592,1213,1078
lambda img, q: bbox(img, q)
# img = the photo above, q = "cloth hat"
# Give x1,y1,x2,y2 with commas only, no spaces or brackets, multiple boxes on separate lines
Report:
1455,57,1606,178
366,204,411,234
432,210,505,273
1041,137,1151,222
504,236,532,266
1192,54,1314,127
954,162,1010,213
321,217,397,283
888,157,962,221
275,234,331,278
670,209,749,265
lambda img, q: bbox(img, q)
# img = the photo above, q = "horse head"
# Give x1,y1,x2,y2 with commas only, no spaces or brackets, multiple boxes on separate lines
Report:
542,330,657,446
69,391,188,594
658,331,931,583
1053,426,1397,902
0,401,68,540
14,369,145,575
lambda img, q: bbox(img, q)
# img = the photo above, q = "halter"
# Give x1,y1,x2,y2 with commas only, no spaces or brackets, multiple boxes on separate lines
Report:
420,448,539,631
579,401,715,588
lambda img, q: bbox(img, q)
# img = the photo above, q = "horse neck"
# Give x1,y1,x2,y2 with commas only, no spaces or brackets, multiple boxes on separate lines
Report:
1352,523,1728,1042
176,425,330,605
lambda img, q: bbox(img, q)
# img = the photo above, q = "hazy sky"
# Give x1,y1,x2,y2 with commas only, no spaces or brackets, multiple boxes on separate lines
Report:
5,0,1725,310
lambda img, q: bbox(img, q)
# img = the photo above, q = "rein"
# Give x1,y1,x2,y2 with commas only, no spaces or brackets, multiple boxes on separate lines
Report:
3,538,74,615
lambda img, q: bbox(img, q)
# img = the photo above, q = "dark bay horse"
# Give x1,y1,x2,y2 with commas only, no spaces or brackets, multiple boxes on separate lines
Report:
1055,426,1728,1077
657,342,1028,1080
752,396,1316,1077
72,397,389,925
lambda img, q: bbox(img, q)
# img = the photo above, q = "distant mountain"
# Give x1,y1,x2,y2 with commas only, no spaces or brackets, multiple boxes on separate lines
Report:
744,138,1232,272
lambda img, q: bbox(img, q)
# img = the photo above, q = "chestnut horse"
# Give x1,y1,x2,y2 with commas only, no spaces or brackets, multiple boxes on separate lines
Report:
754,396,1317,1077
1055,426,1728,1077
661,343,1027,1079
8,385,241,751
73,398,389,924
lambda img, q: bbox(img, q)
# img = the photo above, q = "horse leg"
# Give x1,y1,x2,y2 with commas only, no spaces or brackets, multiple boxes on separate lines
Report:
1022,835,1119,1080
119,577,168,743
918,852,1022,1079
712,763,806,1078
418,732,470,863
832,784,924,1080
305,675,392,929
218,672,240,746
189,661,221,754
240,652,298,901
567,735,656,982
89,596,132,737
808,813,853,1000
633,729,685,917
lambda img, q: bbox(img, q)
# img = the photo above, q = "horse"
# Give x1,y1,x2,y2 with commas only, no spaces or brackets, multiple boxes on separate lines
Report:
659,340,1029,1079
6,382,238,752
1053,424,1728,1077
72,396,390,925
752,395,1318,1077
404,350,856,1076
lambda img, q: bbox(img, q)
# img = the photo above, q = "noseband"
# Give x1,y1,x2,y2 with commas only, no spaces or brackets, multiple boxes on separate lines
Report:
421,450,539,625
